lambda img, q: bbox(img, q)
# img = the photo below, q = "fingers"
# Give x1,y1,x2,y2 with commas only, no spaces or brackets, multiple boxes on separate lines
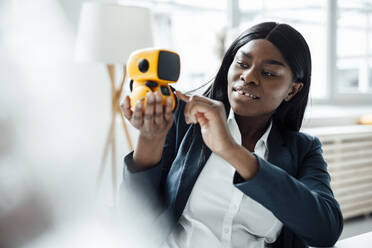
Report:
177,91,218,124
123,92,174,132
195,112,209,133
132,99,144,128
164,97,173,122
121,95,133,120
154,93,163,126
186,101,214,124
175,90,190,102
143,92,155,130
176,90,211,104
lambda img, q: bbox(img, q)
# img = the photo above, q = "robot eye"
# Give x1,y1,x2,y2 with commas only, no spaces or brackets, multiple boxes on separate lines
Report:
138,59,149,73
160,86,171,96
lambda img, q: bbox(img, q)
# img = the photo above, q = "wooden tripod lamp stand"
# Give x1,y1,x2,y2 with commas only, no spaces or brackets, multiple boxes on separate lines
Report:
75,2,153,200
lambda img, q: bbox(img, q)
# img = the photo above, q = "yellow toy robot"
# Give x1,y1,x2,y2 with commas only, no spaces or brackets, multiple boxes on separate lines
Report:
127,48,180,112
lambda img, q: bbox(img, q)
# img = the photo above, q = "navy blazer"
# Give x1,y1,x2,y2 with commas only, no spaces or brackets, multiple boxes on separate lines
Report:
121,101,343,248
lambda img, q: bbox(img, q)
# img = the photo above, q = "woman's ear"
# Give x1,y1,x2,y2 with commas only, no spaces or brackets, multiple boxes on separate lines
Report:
284,82,303,102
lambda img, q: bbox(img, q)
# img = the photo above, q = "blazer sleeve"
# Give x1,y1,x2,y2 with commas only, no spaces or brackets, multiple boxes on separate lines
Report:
118,105,186,245
233,136,343,247
120,101,186,202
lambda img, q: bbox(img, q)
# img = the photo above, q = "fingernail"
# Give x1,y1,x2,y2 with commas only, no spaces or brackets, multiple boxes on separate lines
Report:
193,116,197,123
136,100,142,108
147,94,154,103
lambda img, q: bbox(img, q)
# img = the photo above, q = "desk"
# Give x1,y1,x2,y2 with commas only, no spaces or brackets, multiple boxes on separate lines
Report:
334,231,372,247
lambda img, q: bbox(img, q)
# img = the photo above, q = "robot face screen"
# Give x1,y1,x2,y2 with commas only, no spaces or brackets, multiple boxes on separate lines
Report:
157,51,180,82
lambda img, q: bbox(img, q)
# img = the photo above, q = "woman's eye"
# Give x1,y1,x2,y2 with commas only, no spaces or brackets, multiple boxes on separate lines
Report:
262,71,277,77
237,61,248,68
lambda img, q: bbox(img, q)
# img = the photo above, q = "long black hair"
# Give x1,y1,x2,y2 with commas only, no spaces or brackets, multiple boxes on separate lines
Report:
203,22,312,132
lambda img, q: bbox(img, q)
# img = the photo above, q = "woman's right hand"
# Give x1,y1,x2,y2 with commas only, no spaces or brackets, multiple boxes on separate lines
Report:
121,92,174,141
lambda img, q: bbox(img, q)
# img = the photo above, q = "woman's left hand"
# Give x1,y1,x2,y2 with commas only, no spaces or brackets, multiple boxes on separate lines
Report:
176,90,236,155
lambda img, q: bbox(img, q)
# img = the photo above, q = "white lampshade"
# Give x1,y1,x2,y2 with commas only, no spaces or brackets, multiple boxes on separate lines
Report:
75,3,153,64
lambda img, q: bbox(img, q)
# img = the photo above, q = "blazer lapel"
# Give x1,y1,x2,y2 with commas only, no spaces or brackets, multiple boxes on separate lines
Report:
267,123,296,176
170,122,296,219
173,124,212,219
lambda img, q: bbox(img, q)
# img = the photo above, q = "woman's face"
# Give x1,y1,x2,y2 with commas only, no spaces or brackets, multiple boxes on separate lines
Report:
227,39,303,118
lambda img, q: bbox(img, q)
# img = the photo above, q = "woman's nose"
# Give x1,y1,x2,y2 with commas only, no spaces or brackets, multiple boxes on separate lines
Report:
240,68,259,85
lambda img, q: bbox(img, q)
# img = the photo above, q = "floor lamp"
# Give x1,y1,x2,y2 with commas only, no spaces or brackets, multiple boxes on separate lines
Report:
75,2,153,201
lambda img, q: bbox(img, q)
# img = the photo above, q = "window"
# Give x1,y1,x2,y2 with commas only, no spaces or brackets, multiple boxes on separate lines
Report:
337,0,372,94
239,0,327,99
120,0,372,104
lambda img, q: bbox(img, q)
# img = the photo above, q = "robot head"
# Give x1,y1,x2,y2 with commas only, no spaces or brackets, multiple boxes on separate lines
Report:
127,48,180,84
126,48,180,112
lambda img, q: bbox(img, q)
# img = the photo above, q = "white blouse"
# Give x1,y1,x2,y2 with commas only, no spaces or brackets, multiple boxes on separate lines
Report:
163,109,283,248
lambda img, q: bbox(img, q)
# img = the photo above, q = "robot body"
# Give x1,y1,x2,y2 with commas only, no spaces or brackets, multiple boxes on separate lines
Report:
127,48,180,111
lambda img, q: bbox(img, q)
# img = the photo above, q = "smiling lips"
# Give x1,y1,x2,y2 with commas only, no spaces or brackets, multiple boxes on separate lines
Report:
233,87,260,100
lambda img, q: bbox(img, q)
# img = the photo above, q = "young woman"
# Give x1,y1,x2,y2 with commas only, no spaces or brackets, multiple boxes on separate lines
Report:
121,22,343,248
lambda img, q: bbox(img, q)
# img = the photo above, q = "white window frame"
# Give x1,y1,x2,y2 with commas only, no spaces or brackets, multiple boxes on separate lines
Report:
330,0,372,105
122,0,372,105
233,0,372,105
